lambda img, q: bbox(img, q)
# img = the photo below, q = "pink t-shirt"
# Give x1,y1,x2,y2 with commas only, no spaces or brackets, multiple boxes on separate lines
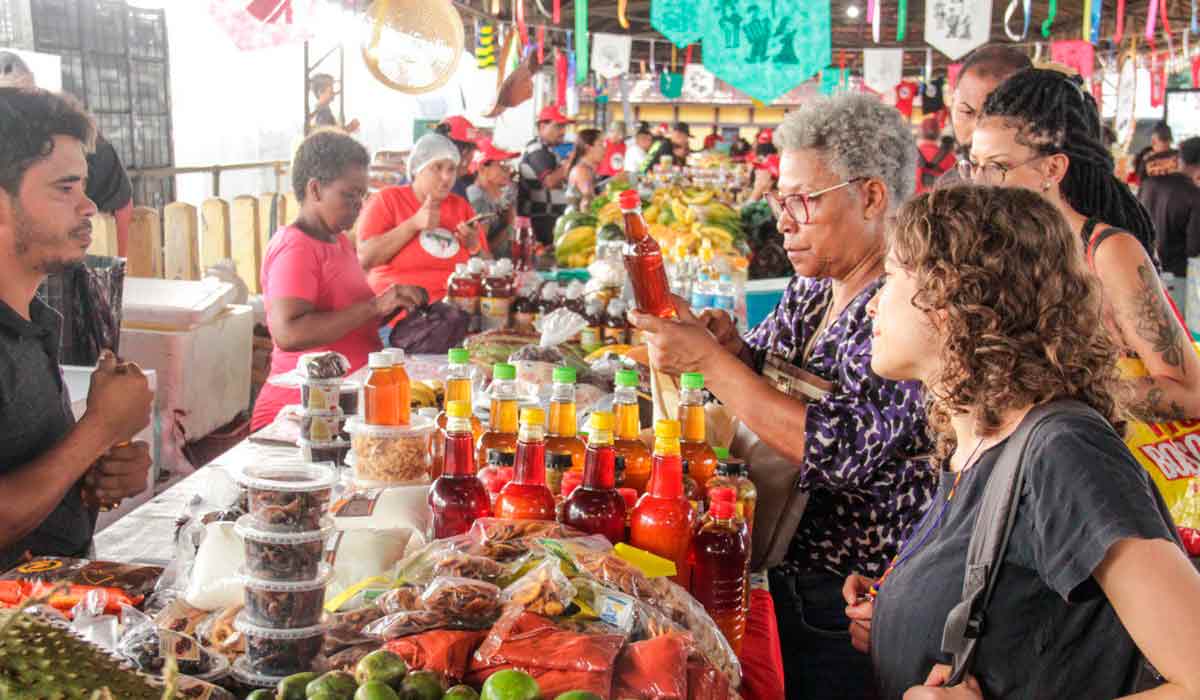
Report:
251,225,381,430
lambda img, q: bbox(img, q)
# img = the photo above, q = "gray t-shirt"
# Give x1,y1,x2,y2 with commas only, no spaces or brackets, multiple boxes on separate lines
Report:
467,184,513,258
872,410,1177,700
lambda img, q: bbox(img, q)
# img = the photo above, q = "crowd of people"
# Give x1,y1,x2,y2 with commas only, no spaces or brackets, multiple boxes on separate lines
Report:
2,37,1200,700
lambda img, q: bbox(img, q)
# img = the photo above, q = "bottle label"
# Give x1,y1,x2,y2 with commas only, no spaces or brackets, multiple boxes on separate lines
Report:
580,326,603,351
480,297,512,330
333,489,383,518
448,294,479,315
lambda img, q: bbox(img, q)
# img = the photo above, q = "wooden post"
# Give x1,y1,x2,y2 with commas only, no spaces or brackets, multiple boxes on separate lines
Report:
87,213,119,258
231,195,262,293
257,193,279,257
282,192,299,227
200,197,232,270
126,207,162,278
163,202,200,281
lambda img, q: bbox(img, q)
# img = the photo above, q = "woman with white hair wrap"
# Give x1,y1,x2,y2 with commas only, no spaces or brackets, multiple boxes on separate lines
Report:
628,94,935,699
358,133,489,303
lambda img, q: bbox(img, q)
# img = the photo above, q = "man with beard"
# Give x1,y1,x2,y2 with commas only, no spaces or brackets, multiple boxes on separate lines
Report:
0,88,153,569
936,44,1031,188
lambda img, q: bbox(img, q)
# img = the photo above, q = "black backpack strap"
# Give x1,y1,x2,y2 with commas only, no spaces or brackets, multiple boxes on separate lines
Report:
941,399,1099,686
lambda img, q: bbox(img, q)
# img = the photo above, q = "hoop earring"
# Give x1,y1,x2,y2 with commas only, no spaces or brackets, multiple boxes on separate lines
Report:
1041,181,1052,193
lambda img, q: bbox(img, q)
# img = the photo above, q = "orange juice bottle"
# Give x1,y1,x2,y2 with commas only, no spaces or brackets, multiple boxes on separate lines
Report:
387,348,411,425
612,369,651,493
364,352,400,425
476,363,519,467
630,419,696,587
679,372,716,498
545,366,586,475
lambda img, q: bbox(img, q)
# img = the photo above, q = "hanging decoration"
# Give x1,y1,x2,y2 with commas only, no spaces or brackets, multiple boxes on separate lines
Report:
1041,0,1056,37
476,21,497,67
533,0,551,19
1089,0,1102,44
683,62,717,99
685,43,694,65
592,33,633,79
1193,0,1198,34
701,0,831,103
897,0,908,40
651,0,705,49
574,1,588,83
1082,0,1091,42
1149,50,1166,107
867,0,880,42
925,47,933,81
1114,45,1137,152
863,48,904,93
514,0,528,47
618,0,630,29
209,0,316,51
649,38,657,72
926,0,991,60
537,25,545,63
1051,40,1096,79
555,47,568,107
1145,0,1158,46
1113,0,1125,43
1003,0,1031,41
553,0,560,23
661,43,683,97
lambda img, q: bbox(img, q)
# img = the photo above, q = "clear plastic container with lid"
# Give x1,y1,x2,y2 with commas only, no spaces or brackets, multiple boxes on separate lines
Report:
240,462,337,532
241,563,333,628
346,415,436,485
233,614,326,677
298,407,344,443
235,515,335,581
298,438,350,467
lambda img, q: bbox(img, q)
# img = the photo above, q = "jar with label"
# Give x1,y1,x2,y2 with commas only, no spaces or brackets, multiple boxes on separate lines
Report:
579,298,607,353
446,262,480,317
604,298,630,345
480,261,513,331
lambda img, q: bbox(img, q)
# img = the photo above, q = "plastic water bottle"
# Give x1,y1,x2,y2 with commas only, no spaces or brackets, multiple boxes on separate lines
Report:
712,274,736,314
690,271,715,312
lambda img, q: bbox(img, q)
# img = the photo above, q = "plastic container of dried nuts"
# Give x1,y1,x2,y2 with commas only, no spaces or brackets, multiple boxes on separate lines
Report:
345,415,436,485
241,462,337,532
233,614,326,678
235,515,334,582
241,563,332,628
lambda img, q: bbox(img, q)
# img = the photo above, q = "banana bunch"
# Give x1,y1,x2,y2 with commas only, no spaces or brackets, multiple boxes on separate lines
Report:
410,379,443,409
555,225,596,268
596,201,622,227
640,186,745,257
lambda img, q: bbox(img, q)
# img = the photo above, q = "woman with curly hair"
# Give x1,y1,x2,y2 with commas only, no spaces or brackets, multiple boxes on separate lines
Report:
967,68,1200,422
844,185,1200,699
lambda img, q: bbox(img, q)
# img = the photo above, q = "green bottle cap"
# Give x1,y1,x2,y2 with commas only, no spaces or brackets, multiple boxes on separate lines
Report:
713,446,730,459
448,348,470,364
615,369,639,387
681,372,705,390
553,366,577,384
493,363,516,380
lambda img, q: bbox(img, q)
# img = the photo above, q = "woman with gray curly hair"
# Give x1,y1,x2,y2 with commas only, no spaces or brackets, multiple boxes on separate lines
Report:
631,94,935,699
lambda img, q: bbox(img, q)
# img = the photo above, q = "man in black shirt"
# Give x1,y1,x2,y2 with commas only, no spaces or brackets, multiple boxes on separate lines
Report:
0,87,154,570
642,122,692,173
309,73,359,134
518,105,573,244
1137,140,1200,277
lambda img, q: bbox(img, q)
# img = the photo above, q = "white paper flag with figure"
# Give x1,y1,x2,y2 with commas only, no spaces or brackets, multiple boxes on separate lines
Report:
862,48,904,93
592,33,633,79
683,63,717,100
924,0,992,60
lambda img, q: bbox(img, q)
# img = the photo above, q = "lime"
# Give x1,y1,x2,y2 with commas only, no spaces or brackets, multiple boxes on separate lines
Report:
307,670,359,699
245,691,274,700
480,669,542,700
356,680,402,700
400,670,446,700
356,649,408,688
277,672,318,700
553,693,602,700
443,685,481,700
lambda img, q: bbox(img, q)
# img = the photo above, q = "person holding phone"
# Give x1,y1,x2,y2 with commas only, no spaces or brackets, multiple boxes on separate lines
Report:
467,138,520,258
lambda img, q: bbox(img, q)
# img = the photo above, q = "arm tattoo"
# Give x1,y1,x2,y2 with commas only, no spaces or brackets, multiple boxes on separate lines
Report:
1131,264,1187,374
1129,379,1189,422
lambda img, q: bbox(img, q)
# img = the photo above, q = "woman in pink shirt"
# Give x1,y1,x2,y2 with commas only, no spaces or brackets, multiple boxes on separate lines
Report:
252,130,425,430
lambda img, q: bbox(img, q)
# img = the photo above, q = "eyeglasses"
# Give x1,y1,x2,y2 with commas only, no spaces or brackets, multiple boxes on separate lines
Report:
766,177,866,225
957,154,1048,185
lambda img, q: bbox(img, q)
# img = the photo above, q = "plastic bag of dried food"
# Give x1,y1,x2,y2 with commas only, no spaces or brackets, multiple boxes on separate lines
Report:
376,585,424,614
612,633,690,700
363,610,453,640
384,629,489,683
643,580,741,689
388,302,471,354
116,605,228,680
174,675,238,700
325,604,387,653
468,518,585,545
469,611,625,696
420,577,502,623
687,652,734,700
501,558,577,618
430,552,514,584
194,605,243,660
0,557,162,617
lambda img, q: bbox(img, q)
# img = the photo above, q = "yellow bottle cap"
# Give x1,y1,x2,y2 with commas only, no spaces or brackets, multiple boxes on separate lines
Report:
446,400,471,419
520,406,546,426
590,411,615,431
654,419,681,440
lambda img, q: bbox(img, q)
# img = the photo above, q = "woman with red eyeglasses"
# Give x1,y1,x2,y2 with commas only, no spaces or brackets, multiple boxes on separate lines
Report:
630,94,934,700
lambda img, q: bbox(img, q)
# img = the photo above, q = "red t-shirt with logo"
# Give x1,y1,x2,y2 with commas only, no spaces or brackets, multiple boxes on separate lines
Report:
596,139,627,177
895,80,920,118
357,185,488,302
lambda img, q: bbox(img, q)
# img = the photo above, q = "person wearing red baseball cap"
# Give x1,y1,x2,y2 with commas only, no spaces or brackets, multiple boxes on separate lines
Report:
703,126,723,151
518,105,574,244
435,115,481,198
467,138,521,257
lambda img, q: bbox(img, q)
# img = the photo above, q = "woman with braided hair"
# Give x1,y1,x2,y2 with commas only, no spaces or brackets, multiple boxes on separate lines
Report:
967,68,1200,423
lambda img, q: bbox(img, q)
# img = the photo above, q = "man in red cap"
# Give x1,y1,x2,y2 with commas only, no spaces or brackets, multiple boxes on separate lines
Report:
518,105,573,245
468,138,522,257
702,126,723,151
436,115,481,198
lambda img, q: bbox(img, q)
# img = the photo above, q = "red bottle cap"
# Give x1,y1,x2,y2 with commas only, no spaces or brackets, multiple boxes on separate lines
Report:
708,487,736,519
619,189,641,210
618,488,638,511
561,470,584,497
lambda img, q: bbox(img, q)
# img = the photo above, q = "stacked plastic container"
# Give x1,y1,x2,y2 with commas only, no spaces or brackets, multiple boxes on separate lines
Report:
298,363,354,467
231,462,339,689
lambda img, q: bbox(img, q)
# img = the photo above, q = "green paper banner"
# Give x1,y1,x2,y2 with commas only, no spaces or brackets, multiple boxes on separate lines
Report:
576,0,589,83
651,0,706,49
702,0,830,104
660,71,684,98
819,65,844,95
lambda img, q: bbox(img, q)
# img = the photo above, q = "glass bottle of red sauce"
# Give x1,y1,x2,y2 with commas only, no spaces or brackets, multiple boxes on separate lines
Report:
630,419,697,587
620,189,676,319
446,263,480,317
428,400,492,538
690,487,750,655
679,372,717,499
561,411,627,544
512,216,537,272
494,407,557,521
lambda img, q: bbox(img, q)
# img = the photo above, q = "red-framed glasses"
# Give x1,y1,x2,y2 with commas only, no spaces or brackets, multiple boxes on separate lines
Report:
766,177,866,224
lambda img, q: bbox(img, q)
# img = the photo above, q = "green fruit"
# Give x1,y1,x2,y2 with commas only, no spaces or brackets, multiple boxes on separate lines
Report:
279,672,319,700
356,649,408,688
480,669,542,700
245,691,275,700
443,686,481,700
553,693,603,700
309,694,338,700
400,670,446,700
307,670,359,699
356,680,402,700
596,223,624,243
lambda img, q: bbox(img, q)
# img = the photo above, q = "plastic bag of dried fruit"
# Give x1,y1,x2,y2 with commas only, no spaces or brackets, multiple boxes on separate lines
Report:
420,576,503,623
501,558,577,618
393,535,531,589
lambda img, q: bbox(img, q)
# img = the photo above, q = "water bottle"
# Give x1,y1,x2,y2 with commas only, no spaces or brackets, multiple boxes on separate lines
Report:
712,274,736,314
690,270,715,312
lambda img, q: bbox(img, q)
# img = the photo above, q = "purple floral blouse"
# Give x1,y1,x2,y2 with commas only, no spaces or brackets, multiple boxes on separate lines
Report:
744,275,936,578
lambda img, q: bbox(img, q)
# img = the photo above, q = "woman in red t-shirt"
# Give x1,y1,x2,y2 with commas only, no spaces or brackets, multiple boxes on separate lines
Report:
252,131,425,431
358,133,489,302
